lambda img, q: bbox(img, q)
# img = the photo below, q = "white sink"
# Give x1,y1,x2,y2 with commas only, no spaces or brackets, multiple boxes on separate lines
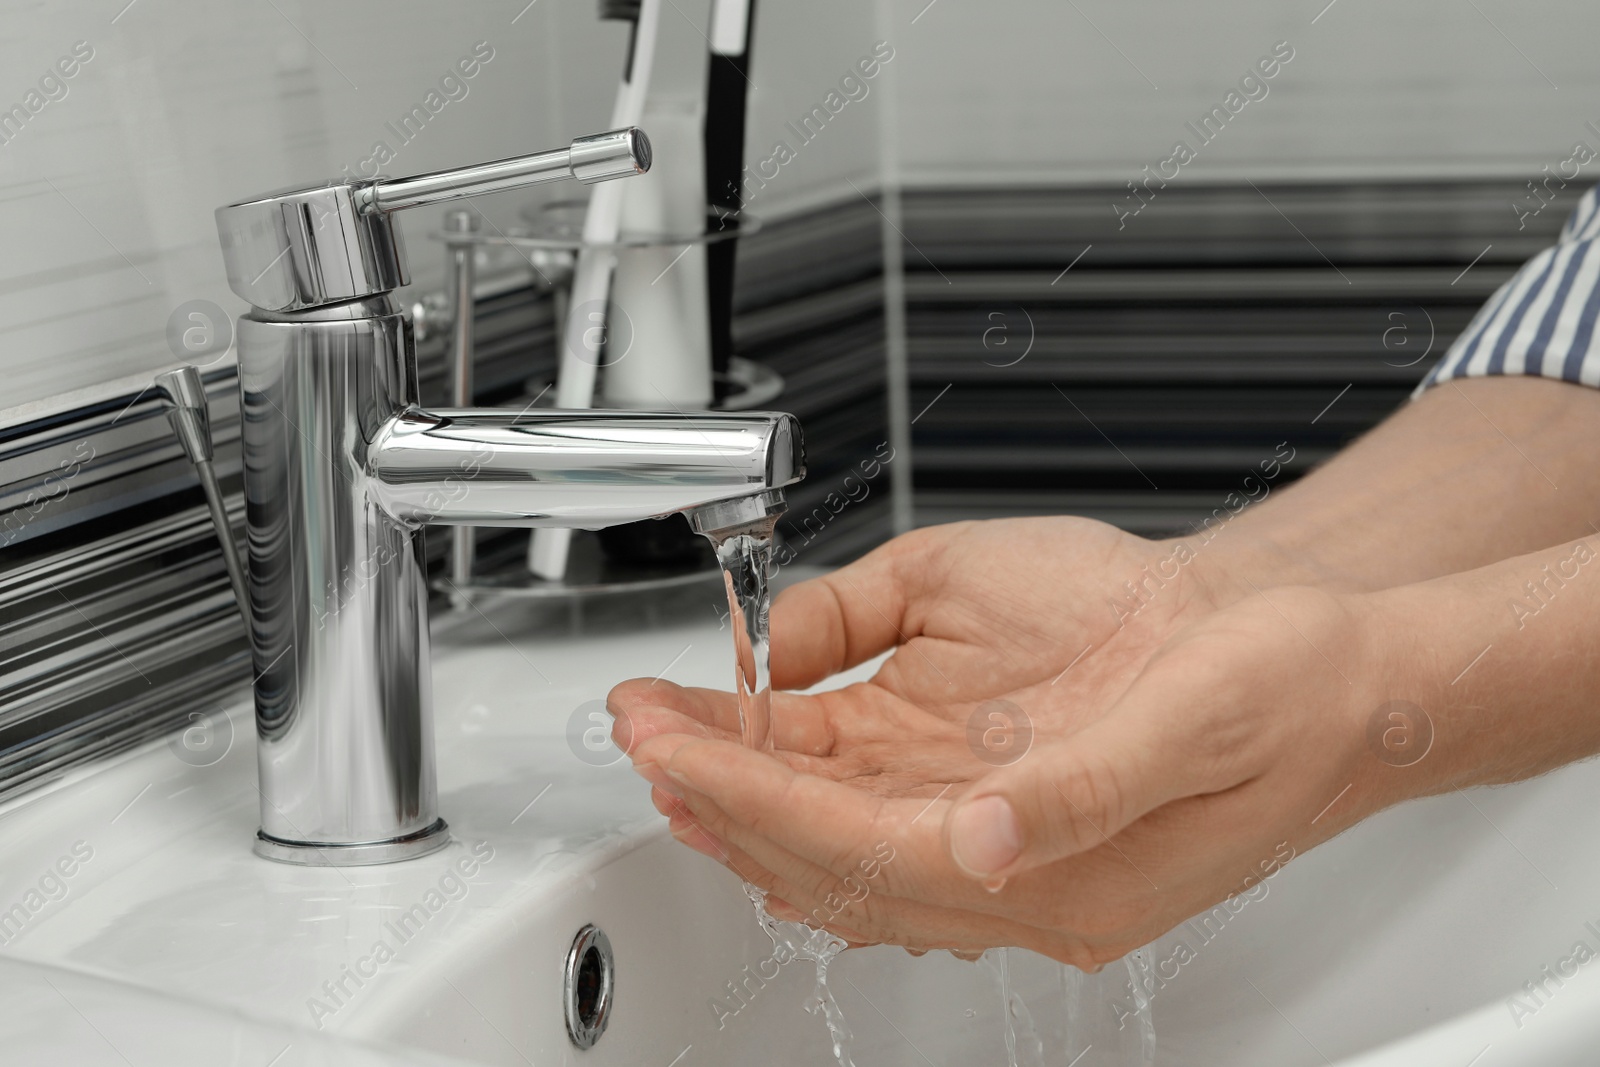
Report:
1,584,1597,1066
0,954,471,1066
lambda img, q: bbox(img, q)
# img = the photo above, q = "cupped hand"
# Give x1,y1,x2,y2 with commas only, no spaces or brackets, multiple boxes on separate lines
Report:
613,517,1268,802
606,517,1370,960
619,578,1414,967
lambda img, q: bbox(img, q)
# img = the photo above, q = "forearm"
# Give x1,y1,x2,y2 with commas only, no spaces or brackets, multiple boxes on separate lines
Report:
1365,535,1600,801
1200,376,1600,593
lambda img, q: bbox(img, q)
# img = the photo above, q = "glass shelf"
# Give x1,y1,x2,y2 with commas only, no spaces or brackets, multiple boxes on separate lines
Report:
429,202,759,251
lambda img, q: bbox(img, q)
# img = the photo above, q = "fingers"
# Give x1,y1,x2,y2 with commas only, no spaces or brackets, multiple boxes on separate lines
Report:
609,679,838,756
652,786,879,945
641,734,1040,924
763,893,879,945
637,733,1122,966
655,751,1100,963
609,680,735,754
640,733,956,893
771,531,940,691
941,696,1237,881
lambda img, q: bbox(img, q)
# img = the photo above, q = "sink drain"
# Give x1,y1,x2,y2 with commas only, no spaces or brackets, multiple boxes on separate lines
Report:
564,924,614,1049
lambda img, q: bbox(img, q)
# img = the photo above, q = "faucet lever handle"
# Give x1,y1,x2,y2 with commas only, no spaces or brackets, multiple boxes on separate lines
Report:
215,128,650,314
358,128,651,214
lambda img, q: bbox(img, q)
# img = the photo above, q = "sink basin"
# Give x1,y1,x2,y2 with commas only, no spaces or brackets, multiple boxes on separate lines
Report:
360,756,1600,1067
2,581,1598,1065
0,954,471,1065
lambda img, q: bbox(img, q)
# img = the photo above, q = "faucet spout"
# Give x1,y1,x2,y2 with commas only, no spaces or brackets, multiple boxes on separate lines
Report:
367,408,803,528
233,296,806,865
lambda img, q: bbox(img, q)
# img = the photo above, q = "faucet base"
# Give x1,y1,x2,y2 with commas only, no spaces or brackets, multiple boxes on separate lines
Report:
253,819,451,867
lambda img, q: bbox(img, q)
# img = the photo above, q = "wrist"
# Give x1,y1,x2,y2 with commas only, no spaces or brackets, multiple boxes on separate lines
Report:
1344,557,1599,805
1338,582,1455,809
1156,526,1375,615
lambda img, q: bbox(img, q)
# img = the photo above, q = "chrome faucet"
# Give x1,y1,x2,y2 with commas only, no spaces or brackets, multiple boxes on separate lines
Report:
214,128,804,865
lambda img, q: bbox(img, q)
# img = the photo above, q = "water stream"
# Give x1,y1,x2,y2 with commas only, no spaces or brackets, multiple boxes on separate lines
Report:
701,506,859,1064
743,881,858,1066
982,947,1157,1066
985,948,1045,1066
708,522,776,751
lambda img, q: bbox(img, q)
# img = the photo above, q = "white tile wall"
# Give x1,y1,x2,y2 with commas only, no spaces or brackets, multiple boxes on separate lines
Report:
736,0,886,218
11,0,1590,414
0,0,881,414
884,0,1600,185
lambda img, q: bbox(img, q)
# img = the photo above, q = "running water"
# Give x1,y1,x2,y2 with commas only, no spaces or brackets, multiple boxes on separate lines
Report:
743,882,858,1067
984,948,1046,1067
982,946,1157,1067
708,522,776,751
699,501,860,1066
1122,948,1159,1064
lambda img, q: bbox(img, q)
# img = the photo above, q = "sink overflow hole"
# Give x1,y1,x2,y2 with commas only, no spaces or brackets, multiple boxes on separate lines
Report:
564,924,614,1049
576,946,602,1020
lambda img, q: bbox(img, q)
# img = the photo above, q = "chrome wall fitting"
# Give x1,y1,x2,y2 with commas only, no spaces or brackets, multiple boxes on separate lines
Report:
153,365,248,614
214,128,804,865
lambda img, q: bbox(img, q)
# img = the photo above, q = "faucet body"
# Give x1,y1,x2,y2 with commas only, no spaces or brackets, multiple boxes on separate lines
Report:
220,131,803,864
241,298,437,859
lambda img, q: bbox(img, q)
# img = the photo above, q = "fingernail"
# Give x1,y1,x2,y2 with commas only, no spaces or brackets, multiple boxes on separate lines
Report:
981,876,1007,894
650,786,680,818
948,795,1022,878
636,761,682,799
611,710,634,753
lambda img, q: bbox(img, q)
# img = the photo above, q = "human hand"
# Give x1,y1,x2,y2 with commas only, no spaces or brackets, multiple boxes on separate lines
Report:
609,517,1362,958
622,581,1416,966
613,516,1314,804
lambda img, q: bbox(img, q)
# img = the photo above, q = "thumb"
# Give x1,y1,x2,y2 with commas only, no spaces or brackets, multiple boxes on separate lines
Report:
942,712,1212,880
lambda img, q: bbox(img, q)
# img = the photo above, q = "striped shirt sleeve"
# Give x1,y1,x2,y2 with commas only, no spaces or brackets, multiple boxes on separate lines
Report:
1418,183,1600,394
